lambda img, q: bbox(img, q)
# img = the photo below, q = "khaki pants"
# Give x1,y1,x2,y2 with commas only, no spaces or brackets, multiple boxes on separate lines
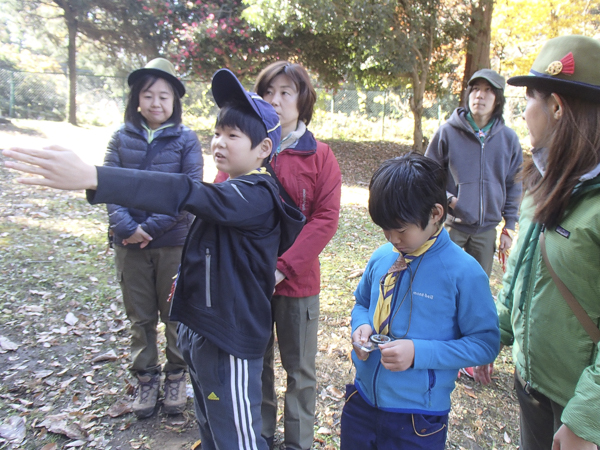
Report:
261,294,320,450
115,245,186,375
447,226,497,276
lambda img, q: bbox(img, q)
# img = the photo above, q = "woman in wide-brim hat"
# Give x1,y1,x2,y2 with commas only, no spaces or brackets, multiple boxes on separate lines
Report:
107,58,203,418
474,35,600,449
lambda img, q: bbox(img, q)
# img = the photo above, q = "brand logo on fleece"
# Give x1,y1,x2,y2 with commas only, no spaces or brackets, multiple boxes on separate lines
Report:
207,392,220,401
555,225,570,239
413,291,433,300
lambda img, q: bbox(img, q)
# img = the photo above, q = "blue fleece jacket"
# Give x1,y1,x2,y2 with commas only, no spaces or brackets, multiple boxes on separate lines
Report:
351,228,500,414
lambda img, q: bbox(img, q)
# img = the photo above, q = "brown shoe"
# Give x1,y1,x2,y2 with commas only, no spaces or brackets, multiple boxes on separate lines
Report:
132,373,159,418
163,371,187,415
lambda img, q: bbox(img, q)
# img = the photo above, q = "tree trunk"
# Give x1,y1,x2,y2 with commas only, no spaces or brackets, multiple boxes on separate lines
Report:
410,73,426,153
64,3,78,125
460,0,493,104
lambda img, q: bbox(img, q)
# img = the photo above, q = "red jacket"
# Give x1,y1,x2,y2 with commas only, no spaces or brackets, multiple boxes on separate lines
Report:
215,130,341,297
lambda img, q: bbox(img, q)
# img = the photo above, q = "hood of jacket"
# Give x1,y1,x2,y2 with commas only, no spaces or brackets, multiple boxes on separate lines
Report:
446,107,506,138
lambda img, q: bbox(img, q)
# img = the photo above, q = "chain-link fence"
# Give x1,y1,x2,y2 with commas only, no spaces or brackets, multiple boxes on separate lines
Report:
0,69,527,142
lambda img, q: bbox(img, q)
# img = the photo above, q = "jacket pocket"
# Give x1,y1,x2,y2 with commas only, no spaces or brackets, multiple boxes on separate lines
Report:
454,181,479,225
344,383,359,403
307,296,320,321
411,413,448,438
205,248,212,307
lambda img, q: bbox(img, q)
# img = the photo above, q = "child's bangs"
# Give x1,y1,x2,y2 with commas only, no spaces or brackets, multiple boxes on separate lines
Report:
215,104,267,148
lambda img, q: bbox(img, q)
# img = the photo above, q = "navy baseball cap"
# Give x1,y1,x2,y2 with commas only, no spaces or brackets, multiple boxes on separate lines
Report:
211,69,282,156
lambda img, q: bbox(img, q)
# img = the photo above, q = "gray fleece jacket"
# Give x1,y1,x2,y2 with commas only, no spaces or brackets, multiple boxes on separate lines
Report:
425,107,523,234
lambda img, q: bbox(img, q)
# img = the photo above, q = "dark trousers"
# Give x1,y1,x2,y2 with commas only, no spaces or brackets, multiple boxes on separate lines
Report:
178,324,268,450
515,370,565,450
340,384,448,450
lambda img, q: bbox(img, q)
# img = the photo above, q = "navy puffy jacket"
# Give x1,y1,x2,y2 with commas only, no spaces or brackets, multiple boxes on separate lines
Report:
103,122,203,248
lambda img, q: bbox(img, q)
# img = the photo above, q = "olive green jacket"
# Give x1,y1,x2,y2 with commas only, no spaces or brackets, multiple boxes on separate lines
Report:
496,176,600,445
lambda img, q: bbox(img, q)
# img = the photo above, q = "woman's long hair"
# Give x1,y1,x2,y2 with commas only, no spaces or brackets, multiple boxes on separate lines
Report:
527,88,600,228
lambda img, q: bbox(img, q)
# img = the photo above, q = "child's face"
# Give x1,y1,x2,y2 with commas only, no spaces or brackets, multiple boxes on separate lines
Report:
523,90,558,149
211,125,271,178
382,204,444,254
262,73,300,135
138,78,174,130
468,80,496,122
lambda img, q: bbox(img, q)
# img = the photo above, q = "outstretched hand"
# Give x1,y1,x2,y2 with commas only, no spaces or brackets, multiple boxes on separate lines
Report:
2,145,98,190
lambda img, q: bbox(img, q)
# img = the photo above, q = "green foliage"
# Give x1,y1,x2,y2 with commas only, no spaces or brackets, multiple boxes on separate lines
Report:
242,0,471,149
142,0,293,82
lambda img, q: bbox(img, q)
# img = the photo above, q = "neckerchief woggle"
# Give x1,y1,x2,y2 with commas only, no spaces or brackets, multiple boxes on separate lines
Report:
372,226,442,335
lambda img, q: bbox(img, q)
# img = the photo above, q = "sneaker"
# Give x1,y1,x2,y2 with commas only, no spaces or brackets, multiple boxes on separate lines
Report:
132,373,160,418
460,367,475,379
163,371,187,415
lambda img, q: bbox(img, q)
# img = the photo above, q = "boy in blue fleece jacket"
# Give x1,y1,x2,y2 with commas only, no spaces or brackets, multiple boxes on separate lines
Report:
341,153,500,450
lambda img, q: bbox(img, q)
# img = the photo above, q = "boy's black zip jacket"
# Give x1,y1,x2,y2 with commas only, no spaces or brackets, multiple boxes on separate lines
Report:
87,166,306,359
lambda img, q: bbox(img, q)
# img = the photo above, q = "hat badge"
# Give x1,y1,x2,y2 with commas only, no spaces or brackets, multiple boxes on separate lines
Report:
545,52,575,76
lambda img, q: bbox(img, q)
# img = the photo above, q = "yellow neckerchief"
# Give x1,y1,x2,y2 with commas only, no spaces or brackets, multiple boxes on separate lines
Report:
141,122,175,144
372,226,442,335
224,167,271,179
246,167,269,176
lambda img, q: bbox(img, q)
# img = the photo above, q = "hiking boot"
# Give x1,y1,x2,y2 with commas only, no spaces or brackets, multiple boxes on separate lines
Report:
459,367,475,379
163,370,187,415
132,373,160,418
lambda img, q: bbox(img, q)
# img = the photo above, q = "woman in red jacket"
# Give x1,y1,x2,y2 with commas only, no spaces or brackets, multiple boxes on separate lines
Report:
215,62,342,450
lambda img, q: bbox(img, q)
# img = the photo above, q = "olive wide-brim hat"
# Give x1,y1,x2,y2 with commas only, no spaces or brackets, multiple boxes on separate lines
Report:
128,58,186,97
508,35,600,102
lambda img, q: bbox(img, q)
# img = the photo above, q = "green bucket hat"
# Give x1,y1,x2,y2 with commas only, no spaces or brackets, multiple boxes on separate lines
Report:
508,35,600,102
128,58,186,97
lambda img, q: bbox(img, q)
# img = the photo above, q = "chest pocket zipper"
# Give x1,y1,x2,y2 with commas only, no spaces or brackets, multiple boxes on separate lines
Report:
205,248,211,307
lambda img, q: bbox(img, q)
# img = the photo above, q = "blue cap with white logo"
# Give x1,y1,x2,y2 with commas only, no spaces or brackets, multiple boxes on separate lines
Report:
211,69,282,157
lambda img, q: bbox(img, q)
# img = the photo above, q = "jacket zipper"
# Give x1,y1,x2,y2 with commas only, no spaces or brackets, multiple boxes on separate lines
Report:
427,369,436,407
372,362,382,408
302,189,306,211
523,241,540,382
205,248,211,307
479,141,485,225
372,271,404,407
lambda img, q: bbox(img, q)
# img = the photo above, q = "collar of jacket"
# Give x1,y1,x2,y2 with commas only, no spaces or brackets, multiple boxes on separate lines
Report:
275,127,318,157
450,107,505,141
123,121,182,140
